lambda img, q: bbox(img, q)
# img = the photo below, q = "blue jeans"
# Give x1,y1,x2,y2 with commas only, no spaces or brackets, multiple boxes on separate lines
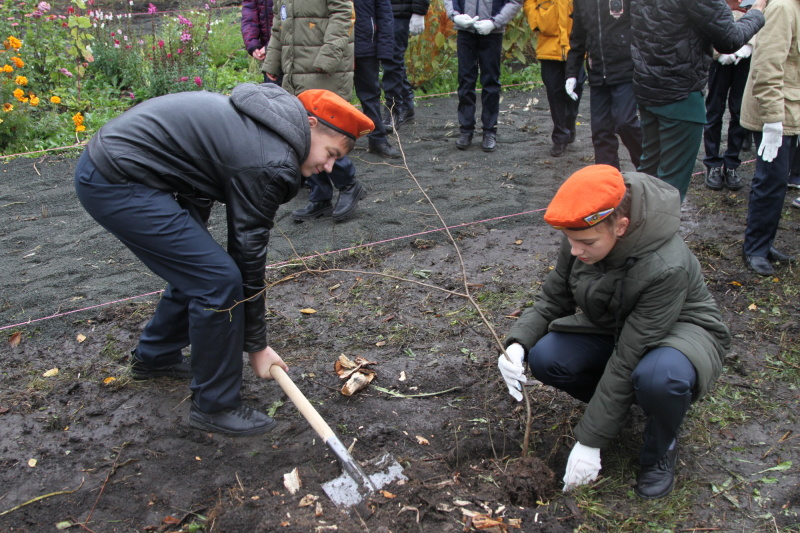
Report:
74,150,245,413
528,332,697,465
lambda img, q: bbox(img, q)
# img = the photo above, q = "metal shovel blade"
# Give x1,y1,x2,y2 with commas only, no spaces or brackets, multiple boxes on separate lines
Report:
322,446,407,507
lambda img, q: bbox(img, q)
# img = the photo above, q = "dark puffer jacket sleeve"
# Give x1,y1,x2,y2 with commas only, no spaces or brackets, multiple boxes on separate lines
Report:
241,0,273,55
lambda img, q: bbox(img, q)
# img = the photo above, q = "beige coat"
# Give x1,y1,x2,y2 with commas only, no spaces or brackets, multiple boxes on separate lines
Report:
740,0,800,134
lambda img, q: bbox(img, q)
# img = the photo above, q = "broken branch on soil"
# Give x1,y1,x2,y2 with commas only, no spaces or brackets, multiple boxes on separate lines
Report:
0,477,85,517
372,385,461,398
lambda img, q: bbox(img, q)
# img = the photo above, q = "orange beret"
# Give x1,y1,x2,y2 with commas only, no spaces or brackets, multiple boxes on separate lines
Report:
544,165,626,229
297,89,374,140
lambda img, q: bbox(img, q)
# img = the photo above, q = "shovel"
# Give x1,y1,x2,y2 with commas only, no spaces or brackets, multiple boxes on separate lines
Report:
270,365,406,507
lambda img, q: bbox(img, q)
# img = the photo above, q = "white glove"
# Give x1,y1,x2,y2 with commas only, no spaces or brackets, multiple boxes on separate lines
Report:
473,19,496,35
453,14,478,29
563,442,602,491
409,14,425,35
717,53,737,65
497,343,527,402
758,122,783,163
734,43,752,63
565,77,578,101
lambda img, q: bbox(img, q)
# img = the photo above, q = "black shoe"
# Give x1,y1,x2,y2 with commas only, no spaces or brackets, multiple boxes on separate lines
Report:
368,140,401,159
704,167,724,190
130,350,192,380
768,246,795,263
291,200,333,222
332,181,366,219
724,167,743,191
743,252,775,276
381,107,394,132
481,132,497,152
456,131,473,150
550,143,567,157
635,442,678,499
189,402,277,437
395,107,415,126
568,129,576,144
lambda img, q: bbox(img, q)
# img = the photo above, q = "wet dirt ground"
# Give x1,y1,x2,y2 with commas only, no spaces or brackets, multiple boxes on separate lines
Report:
1,86,799,532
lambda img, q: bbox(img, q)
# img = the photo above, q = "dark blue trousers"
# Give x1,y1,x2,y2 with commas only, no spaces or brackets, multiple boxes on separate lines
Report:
306,155,356,203
540,59,584,145
744,133,799,257
589,82,642,169
528,332,697,465
456,30,503,134
703,59,750,171
355,55,390,144
74,151,245,413
382,16,414,114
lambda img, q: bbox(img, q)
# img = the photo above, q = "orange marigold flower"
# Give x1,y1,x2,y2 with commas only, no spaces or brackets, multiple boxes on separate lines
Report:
7,36,23,50
29,96,40,106
3,103,14,112
72,112,84,127
76,124,86,132
13,88,24,100
15,75,28,86
2,65,13,73
10,57,24,68
50,95,61,104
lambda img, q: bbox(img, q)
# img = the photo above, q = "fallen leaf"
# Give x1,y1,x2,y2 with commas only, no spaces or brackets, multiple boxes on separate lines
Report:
375,340,386,347
315,501,323,517
162,515,180,525
748,303,757,311
28,458,37,467
279,521,290,527
380,490,397,498
76,334,86,343
195,456,201,461
399,371,406,382
55,522,72,530
298,494,318,507
103,376,116,385
284,467,302,494
415,435,430,445
730,281,742,287
514,239,523,245
42,368,59,378
300,308,317,314
9,331,21,347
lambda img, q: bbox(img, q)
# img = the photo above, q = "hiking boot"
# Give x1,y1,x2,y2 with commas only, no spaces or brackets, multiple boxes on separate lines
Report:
635,441,678,499
724,167,743,190
743,252,775,276
130,350,192,380
481,132,497,152
368,140,401,159
456,131,473,150
704,167,724,190
550,143,567,157
395,107,415,127
332,181,366,219
189,402,277,437
291,200,333,222
381,106,394,132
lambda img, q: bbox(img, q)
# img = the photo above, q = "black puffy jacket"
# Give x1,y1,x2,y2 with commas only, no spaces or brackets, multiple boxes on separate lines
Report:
630,0,764,107
355,0,395,59
389,0,430,19
87,84,310,353
566,0,634,86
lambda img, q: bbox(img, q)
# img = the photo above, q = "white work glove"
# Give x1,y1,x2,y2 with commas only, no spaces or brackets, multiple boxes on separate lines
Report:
565,77,578,101
473,19,496,35
563,442,602,491
453,14,478,29
717,53,737,65
758,122,783,163
733,43,752,64
409,14,425,35
497,343,527,402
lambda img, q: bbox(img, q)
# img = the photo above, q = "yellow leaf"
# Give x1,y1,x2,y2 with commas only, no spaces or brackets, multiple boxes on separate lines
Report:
103,376,116,385
514,239,523,245
748,303,757,311
380,490,397,498
9,331,21,347
195,456,202,461
300,308,317,314
28,458,37,467
76,334,86,343
730,281,741,287
42,368,59,377
415,435,430,445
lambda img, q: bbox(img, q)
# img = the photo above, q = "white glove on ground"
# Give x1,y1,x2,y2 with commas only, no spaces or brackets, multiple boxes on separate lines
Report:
717,53,737,65
409,14,425,35
565,77,578,101
563,442,602,491
497,343,526,402
474,19,496,35
734,43,752,63
453,14,478,29
759,122,783,163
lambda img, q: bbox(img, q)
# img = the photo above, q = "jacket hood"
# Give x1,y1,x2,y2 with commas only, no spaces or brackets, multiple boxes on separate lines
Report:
230,83,311,162
604,172,681,267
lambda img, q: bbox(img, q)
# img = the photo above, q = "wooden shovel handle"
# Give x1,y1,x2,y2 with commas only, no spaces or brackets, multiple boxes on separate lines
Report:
270,365,335,442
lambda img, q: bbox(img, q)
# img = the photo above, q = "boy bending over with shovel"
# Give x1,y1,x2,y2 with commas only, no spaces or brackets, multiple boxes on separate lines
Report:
75,84,373,437
498,165,730,499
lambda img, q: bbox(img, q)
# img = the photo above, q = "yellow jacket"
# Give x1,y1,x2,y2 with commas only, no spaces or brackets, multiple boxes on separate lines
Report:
523,0,573,61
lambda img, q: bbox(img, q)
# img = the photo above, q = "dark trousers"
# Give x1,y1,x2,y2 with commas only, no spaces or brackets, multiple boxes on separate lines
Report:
540,59,584,145
638,107,704,202
744,133,799,257
355,55,389,144
590,82,642,169
382,16,414,113
528,332,697,466
703,59,750,171
306,155,356,203
456,30,503,134
74,151,244,413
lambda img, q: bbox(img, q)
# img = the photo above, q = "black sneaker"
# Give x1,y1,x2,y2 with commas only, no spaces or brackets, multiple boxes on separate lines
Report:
724,167,743,191
704,167,724,190
550,143,567,157
635,441,678,499
130,351,193,380
189,402,277,437
395,107,415,126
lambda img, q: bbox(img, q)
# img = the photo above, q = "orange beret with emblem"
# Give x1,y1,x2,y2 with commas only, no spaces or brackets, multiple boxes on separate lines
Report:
297,89,374,140
544,165,626,229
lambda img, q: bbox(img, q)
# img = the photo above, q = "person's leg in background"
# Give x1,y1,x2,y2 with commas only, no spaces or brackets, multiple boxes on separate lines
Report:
637,105,662,177
382,15,414,130
612,82,643,169
356,55,401,158
590,83,622,169
540,59,572,156
721,57,750,191
455,30,479,150
476,32,503,152
643,113,703,202
702,61,731,190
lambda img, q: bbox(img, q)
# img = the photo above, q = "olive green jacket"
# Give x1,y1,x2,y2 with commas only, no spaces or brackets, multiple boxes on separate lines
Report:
505,172,731,449
264,0,355,98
